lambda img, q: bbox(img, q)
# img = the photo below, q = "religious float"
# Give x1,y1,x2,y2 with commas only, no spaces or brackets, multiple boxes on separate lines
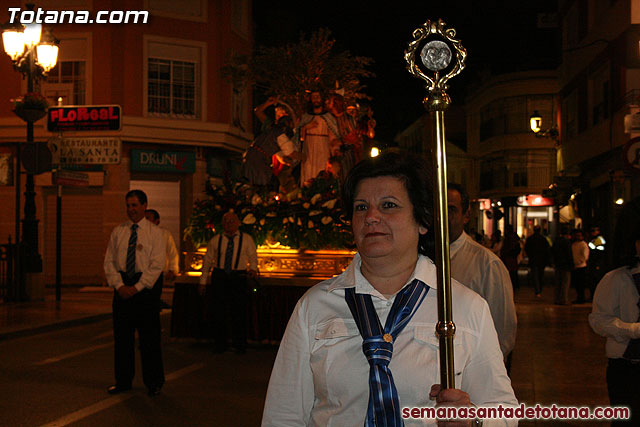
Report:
171,175,356,342
172,28,373,343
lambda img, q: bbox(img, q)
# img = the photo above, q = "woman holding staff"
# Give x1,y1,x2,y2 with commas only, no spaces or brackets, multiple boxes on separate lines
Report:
262,150,517,426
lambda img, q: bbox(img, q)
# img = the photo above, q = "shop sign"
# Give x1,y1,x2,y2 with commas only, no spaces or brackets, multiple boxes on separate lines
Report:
47,105,121,132
623,136,640,173
55,170,89,187
131,149,195,173
49,137,121,165
517,195,554,206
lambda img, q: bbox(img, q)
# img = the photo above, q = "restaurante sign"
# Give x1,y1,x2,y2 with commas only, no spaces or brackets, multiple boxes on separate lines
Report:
49,137,121,165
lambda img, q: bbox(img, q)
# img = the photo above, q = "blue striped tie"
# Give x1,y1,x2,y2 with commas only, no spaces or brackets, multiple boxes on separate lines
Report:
345,279,429,426
126,224,138,278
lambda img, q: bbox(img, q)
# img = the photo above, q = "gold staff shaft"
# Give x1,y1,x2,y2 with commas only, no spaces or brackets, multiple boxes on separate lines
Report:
405,19,466,389
431,108,455,389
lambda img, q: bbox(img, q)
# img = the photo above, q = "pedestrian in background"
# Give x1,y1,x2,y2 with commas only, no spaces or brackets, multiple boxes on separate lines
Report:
572,229,590,304
553,224,574,305
589,197,640,426
198,211,258,354
447,182,517,369
501,224,522,291
144,209,179,283
104,190,166,397
490,229,503,256
524,225,550,297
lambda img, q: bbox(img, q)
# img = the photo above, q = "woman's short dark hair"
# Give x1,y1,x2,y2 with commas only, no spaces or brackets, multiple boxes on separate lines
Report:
342,149,434,258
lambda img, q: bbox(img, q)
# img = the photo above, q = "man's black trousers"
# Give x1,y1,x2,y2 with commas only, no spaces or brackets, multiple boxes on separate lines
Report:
112,272,164,390
209,268,248,351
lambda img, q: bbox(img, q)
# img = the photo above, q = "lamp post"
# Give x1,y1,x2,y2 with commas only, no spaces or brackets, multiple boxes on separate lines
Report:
529,110,559,141
529,109,562,240
2,5,58,299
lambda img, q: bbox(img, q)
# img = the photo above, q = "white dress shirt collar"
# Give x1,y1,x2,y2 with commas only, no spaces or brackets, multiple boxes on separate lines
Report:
128,217,152,230
327,253,438,298
224,231,240,239
450,230,469,258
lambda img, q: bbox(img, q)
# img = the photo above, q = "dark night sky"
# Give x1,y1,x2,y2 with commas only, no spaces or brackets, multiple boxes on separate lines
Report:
253,0,560,142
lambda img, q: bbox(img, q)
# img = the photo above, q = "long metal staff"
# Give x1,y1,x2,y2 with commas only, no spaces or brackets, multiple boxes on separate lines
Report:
405,19,467,389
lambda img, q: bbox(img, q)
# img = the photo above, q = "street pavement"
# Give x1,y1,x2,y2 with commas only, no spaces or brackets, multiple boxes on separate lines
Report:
0,269,613,426
0,287,276,426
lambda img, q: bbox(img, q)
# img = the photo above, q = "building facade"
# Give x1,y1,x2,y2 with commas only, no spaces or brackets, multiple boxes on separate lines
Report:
0,0,253,293
396,71,559,240
466,71,559,239
557,0,640,256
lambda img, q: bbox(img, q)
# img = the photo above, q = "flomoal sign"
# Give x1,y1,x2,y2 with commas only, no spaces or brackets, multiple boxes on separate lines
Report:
48,105,121,132
130,149,196,173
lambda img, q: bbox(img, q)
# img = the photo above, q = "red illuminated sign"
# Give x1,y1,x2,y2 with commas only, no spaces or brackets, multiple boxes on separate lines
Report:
517,195,555,206
47,105,121,132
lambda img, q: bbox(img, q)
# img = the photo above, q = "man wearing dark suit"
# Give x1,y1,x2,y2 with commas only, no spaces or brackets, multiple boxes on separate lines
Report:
104,189,166,396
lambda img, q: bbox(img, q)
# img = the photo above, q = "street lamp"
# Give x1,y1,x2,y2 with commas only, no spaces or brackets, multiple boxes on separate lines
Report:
529,110,559,141
2,5,58,299
529,110,542,133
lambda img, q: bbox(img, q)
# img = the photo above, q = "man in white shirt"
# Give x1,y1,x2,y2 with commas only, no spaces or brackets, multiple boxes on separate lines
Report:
571,229,590,303
199,211,258,353
144,209,179,281
447,183,518,371
589,212,640,426
104,190,166,396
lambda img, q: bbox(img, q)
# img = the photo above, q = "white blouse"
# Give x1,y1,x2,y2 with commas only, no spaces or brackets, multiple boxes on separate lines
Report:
262,254,518,426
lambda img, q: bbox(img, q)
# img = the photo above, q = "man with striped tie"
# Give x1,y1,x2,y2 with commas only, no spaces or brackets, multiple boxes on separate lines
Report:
104,189,166,397
199,210,258,354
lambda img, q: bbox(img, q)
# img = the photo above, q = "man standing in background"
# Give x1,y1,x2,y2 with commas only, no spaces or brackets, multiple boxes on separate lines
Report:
572,229,590,304
447,183,517,372
524,226,550,298
145,209,180,283
198,211,258,354
104,190,166,396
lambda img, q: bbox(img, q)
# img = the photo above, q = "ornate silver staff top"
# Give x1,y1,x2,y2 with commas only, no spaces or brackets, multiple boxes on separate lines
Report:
404,18,467,389
405,19,467,111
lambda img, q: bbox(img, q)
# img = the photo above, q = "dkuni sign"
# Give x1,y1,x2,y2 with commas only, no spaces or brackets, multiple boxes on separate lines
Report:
131,149,195,173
